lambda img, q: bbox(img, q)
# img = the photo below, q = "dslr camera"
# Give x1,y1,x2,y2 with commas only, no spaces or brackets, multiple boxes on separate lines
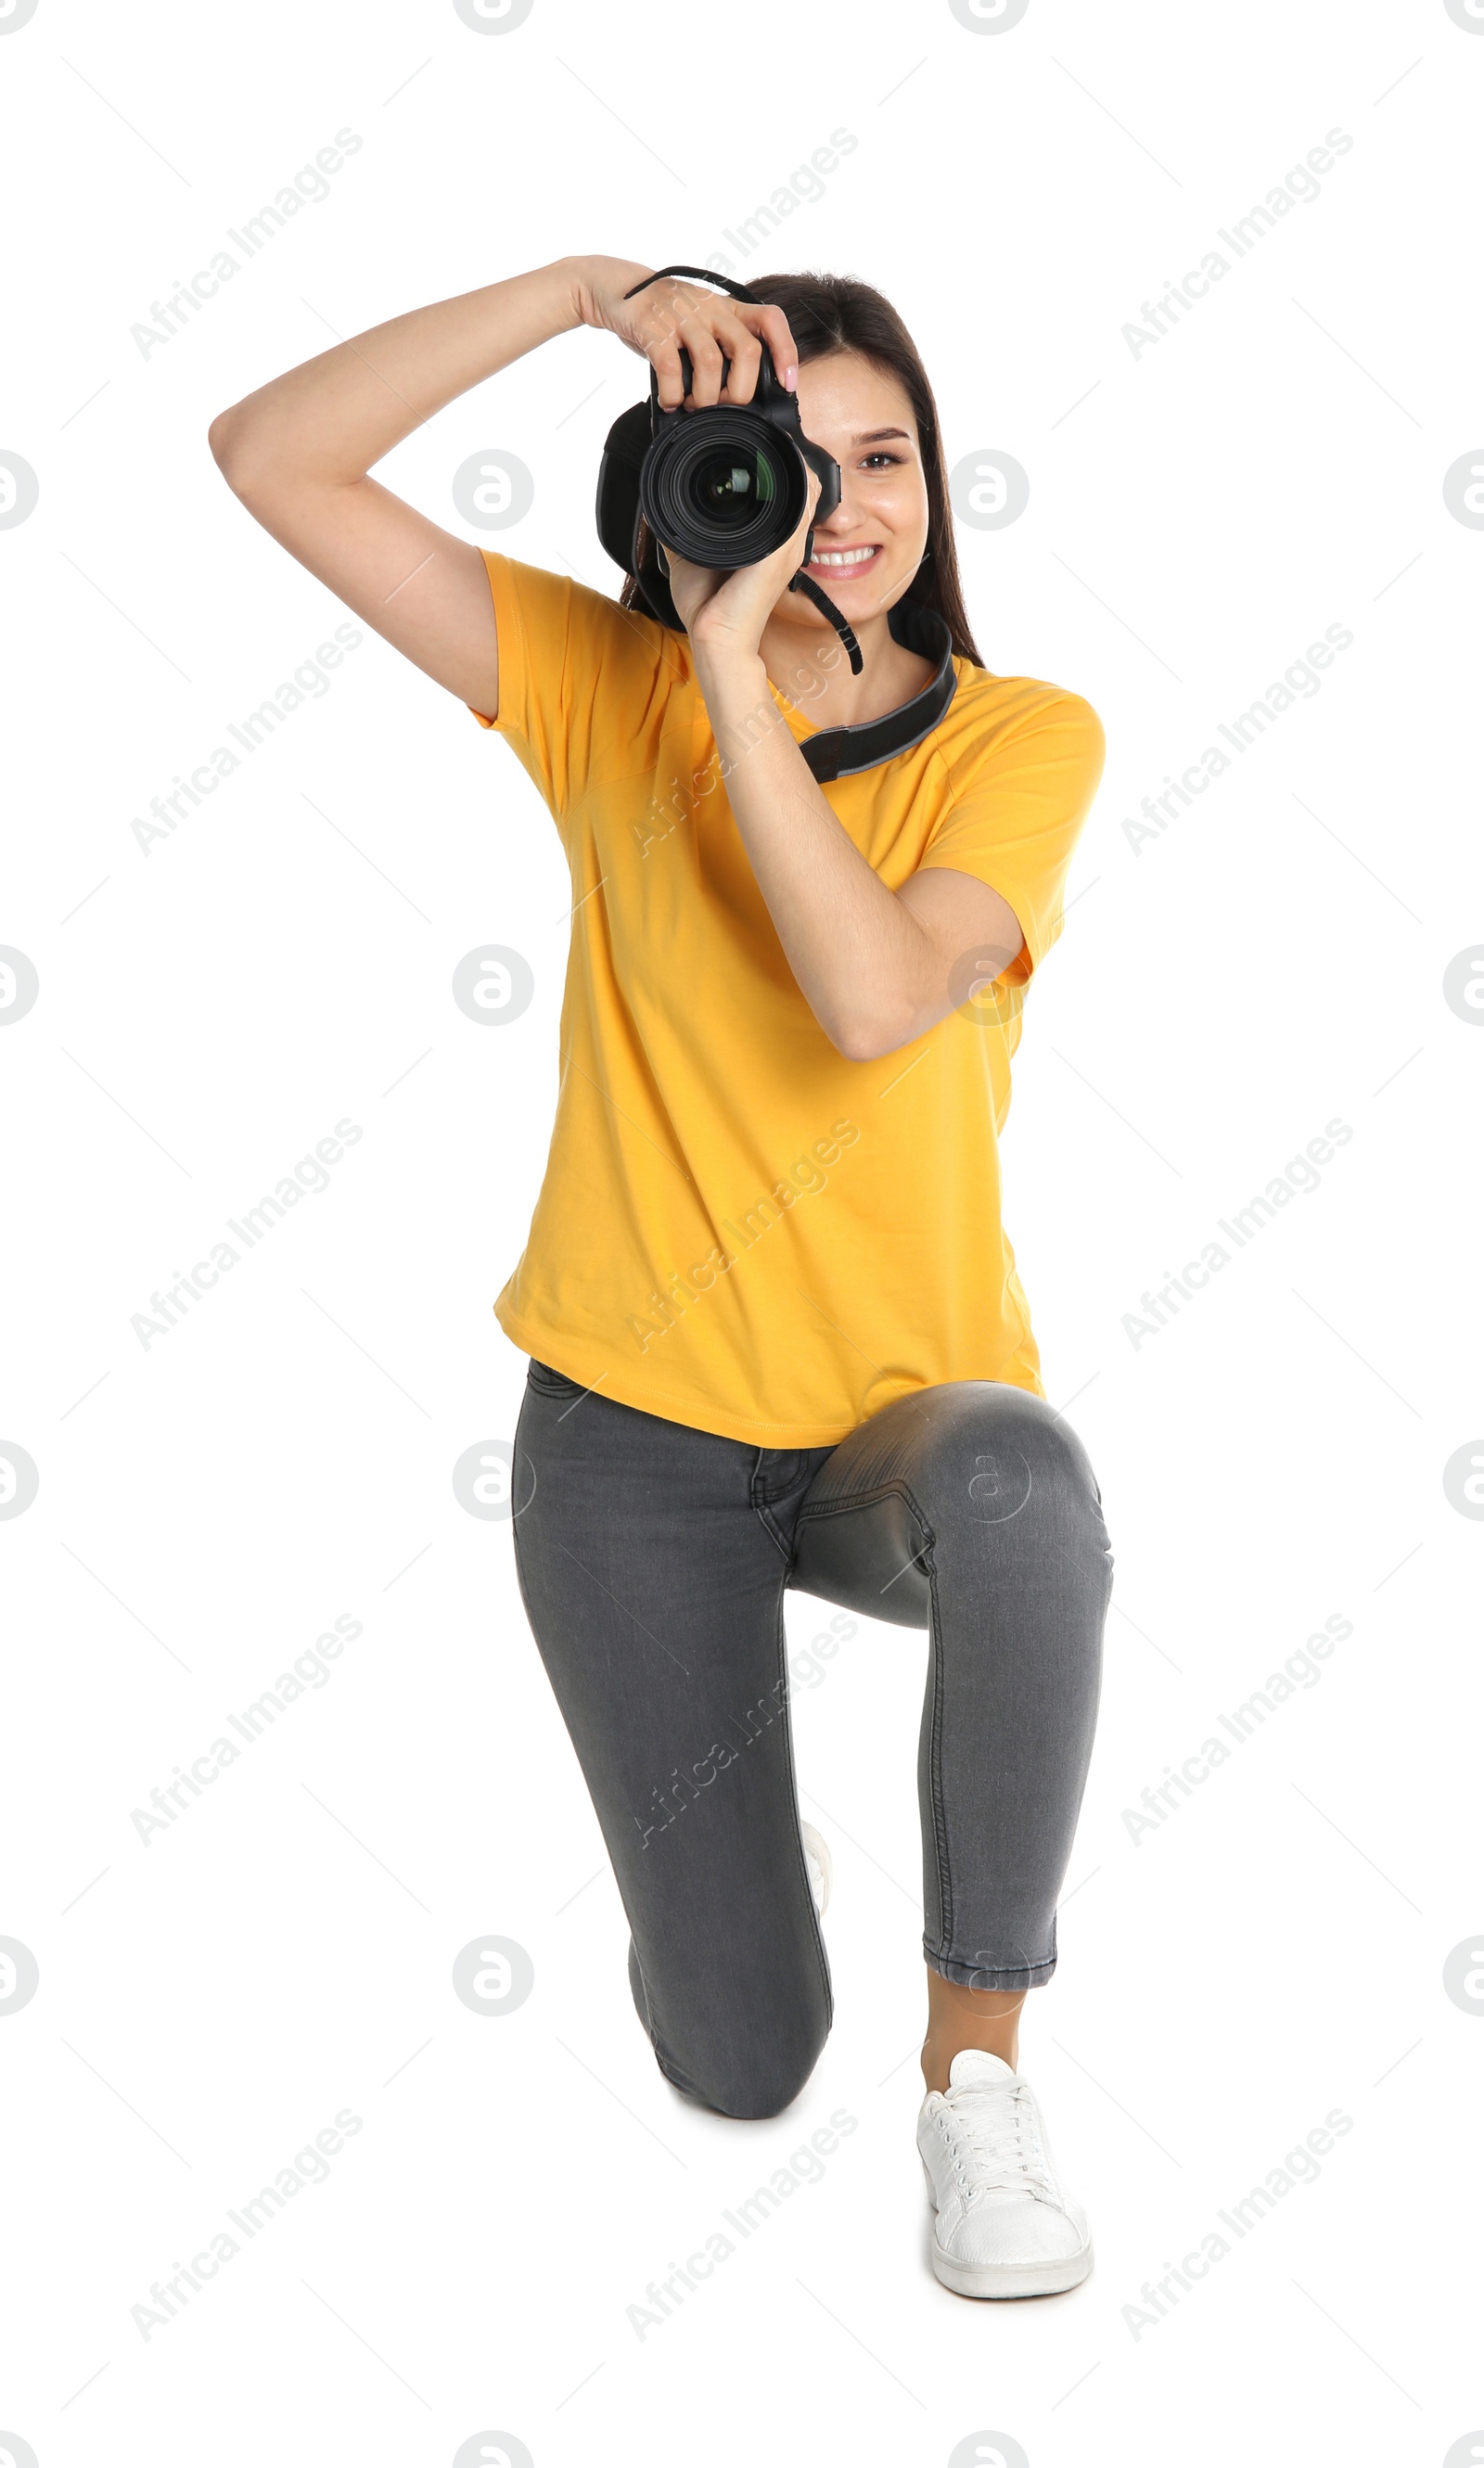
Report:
595,264,862,671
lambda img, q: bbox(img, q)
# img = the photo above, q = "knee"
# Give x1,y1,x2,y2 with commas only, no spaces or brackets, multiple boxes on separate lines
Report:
632,1935,828,2120
913,1383,1107,1541
667,2012,826,2121
706,2043,822,2121
903,1391,1111,1579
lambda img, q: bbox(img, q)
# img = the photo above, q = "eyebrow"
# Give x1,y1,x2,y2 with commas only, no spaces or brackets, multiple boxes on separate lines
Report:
851,427,912,444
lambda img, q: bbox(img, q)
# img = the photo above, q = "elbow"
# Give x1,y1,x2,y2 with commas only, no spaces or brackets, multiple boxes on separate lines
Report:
207,405,279,506
207,406,250,495
827,1002,917,1066
830,1022,887,1065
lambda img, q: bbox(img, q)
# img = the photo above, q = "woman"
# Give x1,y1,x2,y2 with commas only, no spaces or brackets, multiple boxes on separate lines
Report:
210,255,1114,2301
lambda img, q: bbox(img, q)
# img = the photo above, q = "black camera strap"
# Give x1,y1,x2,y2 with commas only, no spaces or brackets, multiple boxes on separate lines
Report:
794,598,957,784
787,568,862,674
621,264,762,306
620,265,863,675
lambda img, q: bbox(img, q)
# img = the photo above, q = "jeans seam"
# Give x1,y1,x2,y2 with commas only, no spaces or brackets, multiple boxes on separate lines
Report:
752,1497,797,1566
792,1482,938,1624
794,1477,937,1539
750,1449,808,1567
768,1574,833,2032
926,1950,1057,1988
509,1398,535,1612
925,1562,953,1961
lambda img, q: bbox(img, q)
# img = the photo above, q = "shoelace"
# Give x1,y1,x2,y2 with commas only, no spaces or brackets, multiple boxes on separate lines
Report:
941,2079,1057,2202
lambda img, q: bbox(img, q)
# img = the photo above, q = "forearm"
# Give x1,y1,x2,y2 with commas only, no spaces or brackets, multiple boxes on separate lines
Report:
208,257,588,494
697,650,935,1061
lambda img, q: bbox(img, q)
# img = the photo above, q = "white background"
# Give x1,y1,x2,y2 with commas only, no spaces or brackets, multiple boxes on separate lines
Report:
2,0,1481,2462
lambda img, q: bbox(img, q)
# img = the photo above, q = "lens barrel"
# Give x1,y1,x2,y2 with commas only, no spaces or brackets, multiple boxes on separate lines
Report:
637,405,809,569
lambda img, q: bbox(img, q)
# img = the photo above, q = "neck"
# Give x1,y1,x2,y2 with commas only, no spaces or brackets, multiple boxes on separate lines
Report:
758,599,937,732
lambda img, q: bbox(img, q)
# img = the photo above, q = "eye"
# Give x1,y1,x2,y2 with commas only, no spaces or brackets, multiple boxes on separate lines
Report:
861,451,905,471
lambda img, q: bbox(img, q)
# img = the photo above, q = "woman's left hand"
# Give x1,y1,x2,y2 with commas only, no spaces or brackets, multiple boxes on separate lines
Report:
663,467,822,668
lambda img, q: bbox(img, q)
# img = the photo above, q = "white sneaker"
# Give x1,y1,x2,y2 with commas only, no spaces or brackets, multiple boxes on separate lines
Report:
916,2049,1092,2298
801,1822,832,1917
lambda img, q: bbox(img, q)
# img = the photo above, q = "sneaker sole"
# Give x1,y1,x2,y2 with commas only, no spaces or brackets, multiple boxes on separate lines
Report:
928,2238,1094,2300
921,2153,1093,2299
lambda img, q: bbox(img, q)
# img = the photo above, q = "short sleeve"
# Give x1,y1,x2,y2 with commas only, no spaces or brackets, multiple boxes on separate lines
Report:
917,689,1106,985
469,553,683,823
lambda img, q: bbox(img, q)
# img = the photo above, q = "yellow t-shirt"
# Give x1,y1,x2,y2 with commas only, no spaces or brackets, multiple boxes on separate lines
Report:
472,553,1104,1447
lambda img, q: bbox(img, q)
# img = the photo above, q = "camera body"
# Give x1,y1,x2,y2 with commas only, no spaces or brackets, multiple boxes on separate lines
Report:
596,339,842,630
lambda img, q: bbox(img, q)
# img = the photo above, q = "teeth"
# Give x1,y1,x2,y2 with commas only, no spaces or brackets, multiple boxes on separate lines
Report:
811,546,876,567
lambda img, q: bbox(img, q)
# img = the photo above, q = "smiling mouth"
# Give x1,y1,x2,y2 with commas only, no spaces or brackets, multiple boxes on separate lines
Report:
805,543,882,577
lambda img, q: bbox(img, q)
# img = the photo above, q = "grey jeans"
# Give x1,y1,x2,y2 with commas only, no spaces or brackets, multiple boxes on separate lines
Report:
511,1362,1114,2120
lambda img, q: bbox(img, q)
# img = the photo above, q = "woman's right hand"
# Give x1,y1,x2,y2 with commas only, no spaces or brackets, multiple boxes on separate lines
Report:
568,255,800,413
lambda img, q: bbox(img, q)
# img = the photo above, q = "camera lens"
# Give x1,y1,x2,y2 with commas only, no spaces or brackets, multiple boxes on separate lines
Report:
691,449,777,527
638,406,807,569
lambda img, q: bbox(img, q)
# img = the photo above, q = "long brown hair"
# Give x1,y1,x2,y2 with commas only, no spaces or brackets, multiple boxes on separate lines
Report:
619,269,984,668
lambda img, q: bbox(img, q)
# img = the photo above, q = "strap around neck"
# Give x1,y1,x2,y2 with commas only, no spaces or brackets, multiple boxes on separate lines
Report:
793,601,959,783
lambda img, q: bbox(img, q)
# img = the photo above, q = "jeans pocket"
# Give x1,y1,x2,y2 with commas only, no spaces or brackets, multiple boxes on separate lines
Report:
526,1357,583,1399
